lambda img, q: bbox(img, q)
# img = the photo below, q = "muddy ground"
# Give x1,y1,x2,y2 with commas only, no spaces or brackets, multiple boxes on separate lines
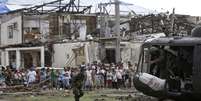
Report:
0,88,158,101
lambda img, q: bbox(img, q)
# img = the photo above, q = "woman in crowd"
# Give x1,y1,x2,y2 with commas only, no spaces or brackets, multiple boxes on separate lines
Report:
85,68,93,90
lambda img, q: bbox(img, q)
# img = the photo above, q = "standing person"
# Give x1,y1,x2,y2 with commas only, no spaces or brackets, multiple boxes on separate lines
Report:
21,69,27,86
1,66,6,85
63,72,71,89
116,67,123,89
14,70,23,85
85,68,93,91
57,71,63,90
40,68,46,81
5,66,13,86
94,65,101,89
80,62,86,70
50,68,57,88
100,67,105,88
112,69,118,89
123,70,130,88
64,67,72,86
27,67,36,86
46,67,51,79
106,70,113,88
127,63,133,88
72,67,86,101
35,69,40,83
86,63,90,70
95,72,101,89
55,69,60,89
91,67,96,89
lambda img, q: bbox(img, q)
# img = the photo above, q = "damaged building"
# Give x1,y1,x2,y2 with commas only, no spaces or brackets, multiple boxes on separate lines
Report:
0,0,142,69
2,0,200,70
129,13,200,37
0,0,98,69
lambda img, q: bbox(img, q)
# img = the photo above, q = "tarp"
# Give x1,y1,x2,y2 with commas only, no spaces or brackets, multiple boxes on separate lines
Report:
0,3,9,14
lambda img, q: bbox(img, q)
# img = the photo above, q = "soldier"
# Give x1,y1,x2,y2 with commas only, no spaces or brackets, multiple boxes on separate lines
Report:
72,67,86,101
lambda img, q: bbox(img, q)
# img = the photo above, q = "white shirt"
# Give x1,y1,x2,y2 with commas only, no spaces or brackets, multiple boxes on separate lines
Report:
100,69,105,74
65,70,71,79
116,70,122,79
106,72,113,80
92,66,96,69
86,70,92,80
27,70,36,83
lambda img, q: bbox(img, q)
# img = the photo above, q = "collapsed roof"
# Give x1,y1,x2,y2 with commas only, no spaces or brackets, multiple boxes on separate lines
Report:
4,0,92,15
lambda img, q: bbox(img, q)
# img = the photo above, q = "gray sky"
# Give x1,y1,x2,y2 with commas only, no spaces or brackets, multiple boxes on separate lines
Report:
6,0,201,16
125,0,201,16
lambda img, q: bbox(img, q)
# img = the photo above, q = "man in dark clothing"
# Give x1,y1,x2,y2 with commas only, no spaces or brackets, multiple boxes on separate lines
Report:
72,67,86,101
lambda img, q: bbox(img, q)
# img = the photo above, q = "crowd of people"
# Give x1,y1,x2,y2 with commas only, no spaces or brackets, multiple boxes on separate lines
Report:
0,61,137,91
82,62,137,90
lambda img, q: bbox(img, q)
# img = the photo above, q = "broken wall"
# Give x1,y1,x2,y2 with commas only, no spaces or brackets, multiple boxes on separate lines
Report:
70,15,96,35
121,41,142,65
49,13,59,36
52,41,99,68
23,15,49,42
99,39,142,65
49,14,96,40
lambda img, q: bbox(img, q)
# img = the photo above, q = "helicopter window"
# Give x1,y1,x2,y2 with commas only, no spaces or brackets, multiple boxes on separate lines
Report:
150,46,193,91
137,45,194,93
147,46,193,78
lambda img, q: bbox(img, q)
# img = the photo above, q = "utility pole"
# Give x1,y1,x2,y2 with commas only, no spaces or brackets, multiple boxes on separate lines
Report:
171,8,175,36
99,3,109,37
115,0,121,63
98,0,132,63
99,3,105,37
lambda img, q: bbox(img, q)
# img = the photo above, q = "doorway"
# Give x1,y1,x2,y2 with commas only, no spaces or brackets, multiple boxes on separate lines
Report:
105,49,116,63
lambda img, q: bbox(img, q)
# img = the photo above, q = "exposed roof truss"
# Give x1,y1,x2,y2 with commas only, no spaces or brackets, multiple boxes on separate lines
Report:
23,0,92,15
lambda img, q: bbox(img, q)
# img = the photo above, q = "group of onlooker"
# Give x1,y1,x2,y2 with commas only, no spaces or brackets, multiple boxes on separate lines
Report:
82,62,136,90
0,61,137,91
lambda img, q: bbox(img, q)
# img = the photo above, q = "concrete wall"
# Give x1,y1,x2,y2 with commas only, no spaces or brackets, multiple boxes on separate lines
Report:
121,42,132,63
121,41,142,65
1,15,22,46
52,41,99,68
86,41,99,63
129,42,142,64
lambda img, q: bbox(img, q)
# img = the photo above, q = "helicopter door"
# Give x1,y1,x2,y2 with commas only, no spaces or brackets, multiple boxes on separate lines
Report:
193,45,201,94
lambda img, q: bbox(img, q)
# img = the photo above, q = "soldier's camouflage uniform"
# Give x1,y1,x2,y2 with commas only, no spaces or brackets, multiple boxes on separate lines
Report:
72,69,86,101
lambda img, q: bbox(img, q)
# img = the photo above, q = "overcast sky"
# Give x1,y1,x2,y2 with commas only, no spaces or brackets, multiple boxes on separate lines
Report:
4,0,201,16
125,0,201,16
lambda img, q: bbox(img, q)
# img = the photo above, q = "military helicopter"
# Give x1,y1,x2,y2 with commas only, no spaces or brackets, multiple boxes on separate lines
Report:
133,26,201,101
